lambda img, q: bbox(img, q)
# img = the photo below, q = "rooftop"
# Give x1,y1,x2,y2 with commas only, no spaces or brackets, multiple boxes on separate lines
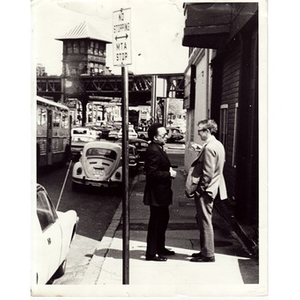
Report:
56,21,111,43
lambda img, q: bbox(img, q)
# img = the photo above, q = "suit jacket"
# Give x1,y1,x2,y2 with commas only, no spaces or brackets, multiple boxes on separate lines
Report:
143,141,173,206
191,136,227,200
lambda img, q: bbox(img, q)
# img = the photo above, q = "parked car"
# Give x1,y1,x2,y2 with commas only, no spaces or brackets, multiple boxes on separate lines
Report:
166,127,184,142
99,125,115,139
107,128,119,140
117,127,138,139
115,141,140,172
85,125,102,139
71,126,99,140
72,141,123,190
34,184,78,285
127,138,149,165
71,135,96,160
137,130,149,140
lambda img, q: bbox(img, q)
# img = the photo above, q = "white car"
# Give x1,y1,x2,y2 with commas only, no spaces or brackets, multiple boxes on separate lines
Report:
33,184,78,285
72,141,123,190
117,128,138,139
107,128,119,140
71,126,98,140
71,135,95,160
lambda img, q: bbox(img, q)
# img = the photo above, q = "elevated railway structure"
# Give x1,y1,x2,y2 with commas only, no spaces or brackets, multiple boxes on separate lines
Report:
36,73,184,106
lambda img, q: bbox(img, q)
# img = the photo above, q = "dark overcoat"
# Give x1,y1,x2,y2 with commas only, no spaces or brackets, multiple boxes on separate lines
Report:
143,141,173,206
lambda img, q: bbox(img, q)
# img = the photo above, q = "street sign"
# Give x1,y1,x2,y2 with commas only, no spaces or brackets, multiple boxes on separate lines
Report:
112,8,132,66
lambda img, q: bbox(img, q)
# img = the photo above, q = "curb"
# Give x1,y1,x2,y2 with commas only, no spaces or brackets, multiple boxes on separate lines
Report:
81,175,139,284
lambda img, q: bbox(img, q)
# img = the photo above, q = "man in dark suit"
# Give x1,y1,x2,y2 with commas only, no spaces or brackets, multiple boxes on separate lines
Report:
143,123,177,261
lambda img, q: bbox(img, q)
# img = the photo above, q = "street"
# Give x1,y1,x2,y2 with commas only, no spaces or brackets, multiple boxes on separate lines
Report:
36,142,185,284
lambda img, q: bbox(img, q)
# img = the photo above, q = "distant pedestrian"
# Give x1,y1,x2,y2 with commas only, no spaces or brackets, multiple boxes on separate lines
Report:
143,123,177,261
185,119,227,262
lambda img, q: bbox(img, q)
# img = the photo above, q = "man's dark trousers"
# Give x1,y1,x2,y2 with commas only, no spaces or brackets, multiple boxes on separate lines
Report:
146,205,170,256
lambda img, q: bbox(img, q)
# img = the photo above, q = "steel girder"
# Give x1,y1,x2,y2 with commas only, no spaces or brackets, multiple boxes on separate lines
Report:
36,74,184,104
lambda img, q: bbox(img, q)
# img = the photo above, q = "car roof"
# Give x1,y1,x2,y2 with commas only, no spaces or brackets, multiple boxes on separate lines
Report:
116,138,148,143
129,138,148,143
83,141,122,150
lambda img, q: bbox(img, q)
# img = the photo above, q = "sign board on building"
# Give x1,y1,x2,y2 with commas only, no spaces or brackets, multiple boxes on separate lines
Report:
112,8,132,66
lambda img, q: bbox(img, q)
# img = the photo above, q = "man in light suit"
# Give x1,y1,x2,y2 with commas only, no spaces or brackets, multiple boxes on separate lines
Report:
187,119,227,262
143,123,177,261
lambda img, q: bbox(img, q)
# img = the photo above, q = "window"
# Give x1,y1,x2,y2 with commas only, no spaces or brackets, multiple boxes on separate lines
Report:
67,41,73,54
219,104,228,148
36,190,57,231
37,107,47,126
86,148,117,160
232,103,239,167
80,41,86,53
53,111,61,128
61,112,69,129
73,41,79,54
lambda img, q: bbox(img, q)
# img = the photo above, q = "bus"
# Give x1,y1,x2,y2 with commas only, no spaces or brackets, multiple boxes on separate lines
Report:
36,96,71,168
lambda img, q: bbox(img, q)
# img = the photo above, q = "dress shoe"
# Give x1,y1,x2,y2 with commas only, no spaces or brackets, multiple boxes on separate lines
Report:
191,252,202,258
145,255,167,262
190,256,215,263
158,249,175,256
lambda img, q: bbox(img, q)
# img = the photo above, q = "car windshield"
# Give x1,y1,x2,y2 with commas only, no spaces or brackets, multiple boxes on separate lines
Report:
86,148,117,160
72,136,94,142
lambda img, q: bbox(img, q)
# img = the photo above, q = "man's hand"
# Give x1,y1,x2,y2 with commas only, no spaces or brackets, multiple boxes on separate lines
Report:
169,167,177,179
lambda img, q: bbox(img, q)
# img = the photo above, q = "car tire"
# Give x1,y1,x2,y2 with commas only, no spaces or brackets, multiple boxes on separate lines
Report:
53,259,67,279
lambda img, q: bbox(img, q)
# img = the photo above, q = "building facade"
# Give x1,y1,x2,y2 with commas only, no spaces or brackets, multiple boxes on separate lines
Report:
182,3,258,227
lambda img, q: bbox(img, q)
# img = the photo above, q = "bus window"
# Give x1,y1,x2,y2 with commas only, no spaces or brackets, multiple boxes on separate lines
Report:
37,108,47,126
53,111,61,128
61,112,69,129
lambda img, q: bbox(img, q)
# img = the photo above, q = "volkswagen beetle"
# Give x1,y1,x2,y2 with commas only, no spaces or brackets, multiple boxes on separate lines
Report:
72,141,123,190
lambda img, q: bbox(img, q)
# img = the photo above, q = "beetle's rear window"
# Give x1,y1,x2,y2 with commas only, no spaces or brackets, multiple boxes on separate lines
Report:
86,148,117,160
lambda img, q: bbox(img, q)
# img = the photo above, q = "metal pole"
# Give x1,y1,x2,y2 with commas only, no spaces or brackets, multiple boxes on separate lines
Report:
163,97,170,128
121,65,130,284
56,159,72,210
151,75,157,123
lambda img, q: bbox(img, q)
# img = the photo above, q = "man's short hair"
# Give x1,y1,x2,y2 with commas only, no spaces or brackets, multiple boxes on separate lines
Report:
197,119,218,134
148,123,164,141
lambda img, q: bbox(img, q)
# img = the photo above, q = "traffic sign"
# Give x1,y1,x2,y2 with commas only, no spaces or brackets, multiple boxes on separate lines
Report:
112,8,132,66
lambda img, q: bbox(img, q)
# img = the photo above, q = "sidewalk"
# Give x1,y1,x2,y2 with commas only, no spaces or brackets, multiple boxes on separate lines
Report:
83,163,260,296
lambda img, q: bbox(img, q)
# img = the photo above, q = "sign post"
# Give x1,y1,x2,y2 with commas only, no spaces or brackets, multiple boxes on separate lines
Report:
112,7,132,285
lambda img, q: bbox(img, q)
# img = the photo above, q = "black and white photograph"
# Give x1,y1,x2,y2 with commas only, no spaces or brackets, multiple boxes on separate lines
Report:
20,0,269,297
